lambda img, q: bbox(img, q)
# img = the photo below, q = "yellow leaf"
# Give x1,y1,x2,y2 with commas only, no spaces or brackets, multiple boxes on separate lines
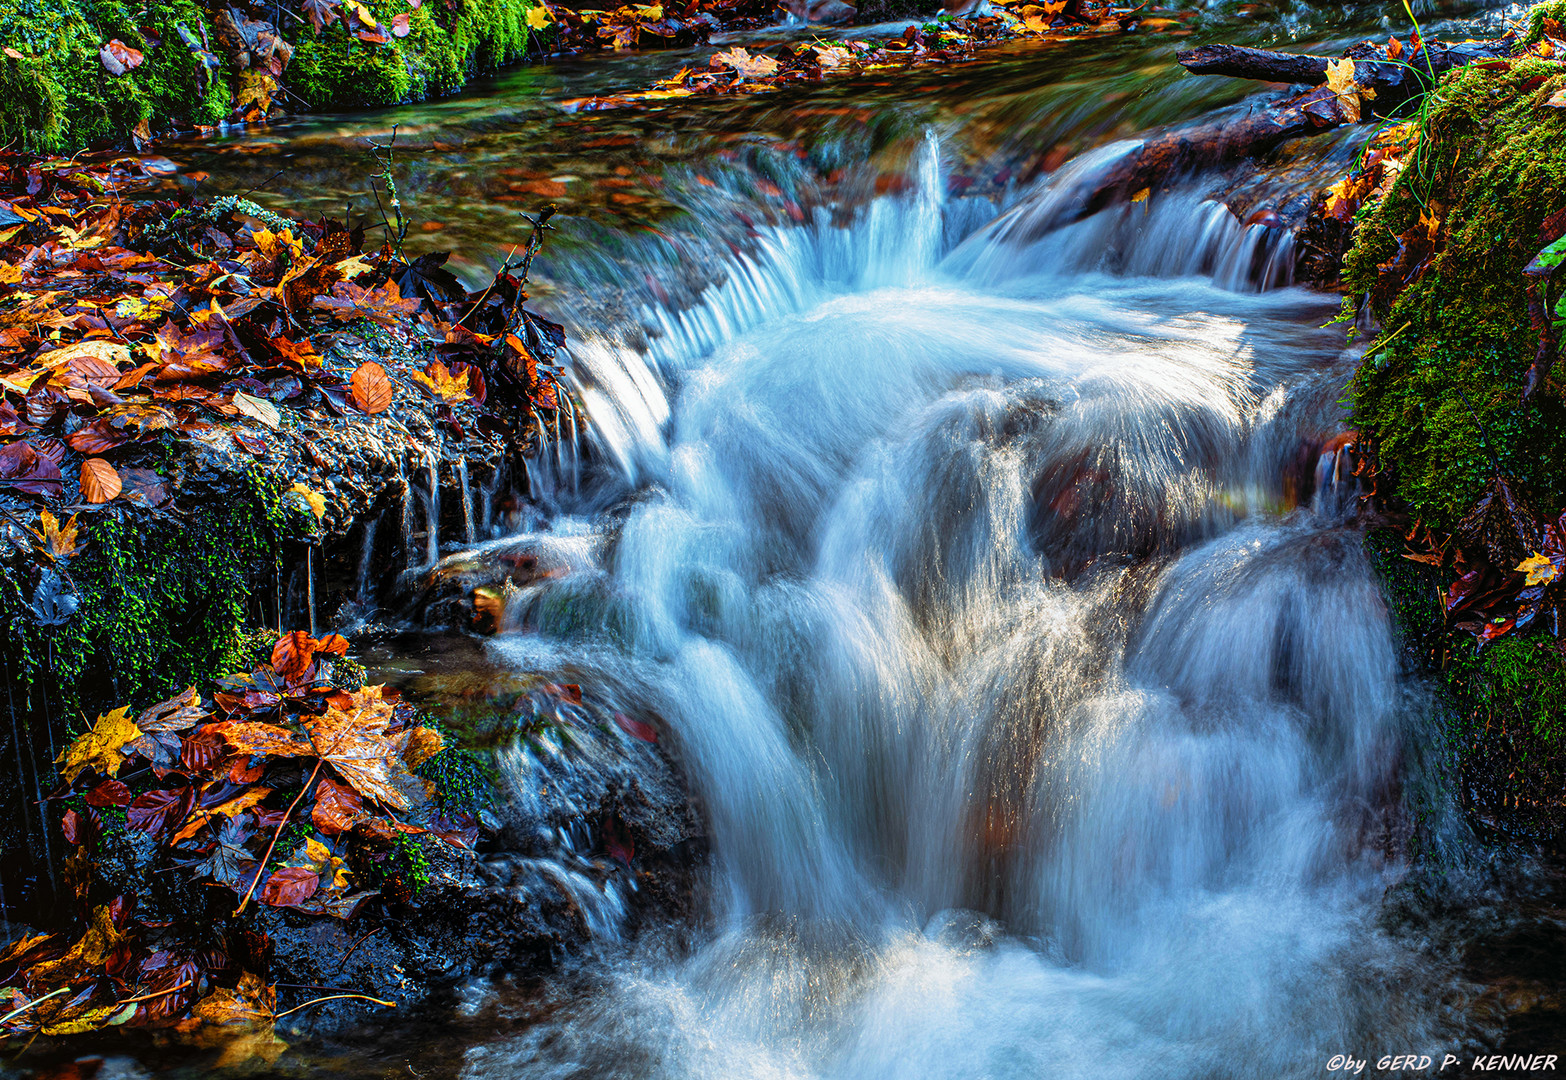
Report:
402,725,445,769
634,3,663,16
710,46,778,79
410,359,472,404
1130,187,1150,203
287,482,326,519
1324,58,1360,123
1517,551,1560,586
36,509,81,559
56,706,140,783
527,2,554,27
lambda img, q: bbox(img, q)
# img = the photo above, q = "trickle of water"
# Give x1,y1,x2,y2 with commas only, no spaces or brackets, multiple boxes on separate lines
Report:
467,135,1466,1079
356,514,381,607
425,447,442,568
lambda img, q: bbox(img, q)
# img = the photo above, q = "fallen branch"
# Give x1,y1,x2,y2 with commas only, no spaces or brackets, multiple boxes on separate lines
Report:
1027,32,1516,232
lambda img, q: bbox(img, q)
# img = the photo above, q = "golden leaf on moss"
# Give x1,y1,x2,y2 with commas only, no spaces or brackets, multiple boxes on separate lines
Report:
402,725,445,769
527,2,554,28
56,706,140,783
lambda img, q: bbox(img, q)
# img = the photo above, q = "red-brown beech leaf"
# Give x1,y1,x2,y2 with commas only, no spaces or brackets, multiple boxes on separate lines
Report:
311,775,365,835
80,457,121,503
85,779,132,807
61,808,92,845
349,361,393,414
259,866,320,907
614,712,658,743
126,786,193,839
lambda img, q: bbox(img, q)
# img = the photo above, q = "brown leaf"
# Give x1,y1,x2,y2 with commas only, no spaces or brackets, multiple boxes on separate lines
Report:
259,865,320,907
85,779,132,807
402,725,445,769
80,457,121,503
138,686,207,734
100,39,145,75
349,361,394,414
311,775,365,835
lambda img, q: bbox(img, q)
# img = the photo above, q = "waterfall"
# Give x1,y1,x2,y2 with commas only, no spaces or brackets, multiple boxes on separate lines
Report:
424,447,442,568
356,514,381,607
465,134,1464,1079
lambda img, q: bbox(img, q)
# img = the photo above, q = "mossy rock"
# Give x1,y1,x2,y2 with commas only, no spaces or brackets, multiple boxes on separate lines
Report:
1345,56,1566,530
0,0,231,154
0,0,545,154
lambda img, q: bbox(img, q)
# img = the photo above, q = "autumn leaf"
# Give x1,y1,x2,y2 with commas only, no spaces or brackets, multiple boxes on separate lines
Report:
56,706,140,783
402,725,445,769
614,711,658,743
232,390,281,429
99,39,145,75
259,865,319,907
219,722,316,757
301,0,341,31
305,706,427,810
1325,57,1360,123
287,482,326,519
1518,551,1560,586
311,775,365,835
410,358,472,403
80,457,121,503
350,360,394,414
35,509,80,559
527,2,554,28
711,46,778,78
391,12,411,35
189,973,275,1025
270,630,348,682
138,686,206,733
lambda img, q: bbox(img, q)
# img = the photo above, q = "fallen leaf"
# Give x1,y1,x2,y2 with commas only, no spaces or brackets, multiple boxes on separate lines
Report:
350,361,394,414
711,46,778,78
1325,57,1360,123
80,458,121,503
287,482,326,519
259,865,319,907
100,39,145,75
57,706,141,783
36,509,80,559
232,391,281,429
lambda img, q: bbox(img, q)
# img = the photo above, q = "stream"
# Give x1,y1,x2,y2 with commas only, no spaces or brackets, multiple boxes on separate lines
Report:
78,0,1566,1075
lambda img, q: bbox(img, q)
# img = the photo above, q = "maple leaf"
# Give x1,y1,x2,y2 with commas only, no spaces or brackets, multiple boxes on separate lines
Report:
402,725,445,768
34,509,80,560
1517,551,1561,587
1325,57,1360,123
190,972,275,1026
56,706,140,783
305,706,428,810
218,722,316,757
711,46,778,78
270,630,348,682
189,817,260,892
314,279,422,326
527,2,554,28
411,358,473,403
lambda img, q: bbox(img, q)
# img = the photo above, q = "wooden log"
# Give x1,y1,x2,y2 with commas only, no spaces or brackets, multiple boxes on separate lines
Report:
1017,34,1519,232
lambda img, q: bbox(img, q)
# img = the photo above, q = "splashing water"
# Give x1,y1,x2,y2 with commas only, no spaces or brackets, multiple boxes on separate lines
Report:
469,134,1466,1078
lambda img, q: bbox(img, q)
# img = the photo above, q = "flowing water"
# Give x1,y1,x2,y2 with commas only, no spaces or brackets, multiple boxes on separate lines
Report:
97,1,1566,1075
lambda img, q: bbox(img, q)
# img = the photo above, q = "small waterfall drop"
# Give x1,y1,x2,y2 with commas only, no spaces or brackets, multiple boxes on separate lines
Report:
466,132,1463,1079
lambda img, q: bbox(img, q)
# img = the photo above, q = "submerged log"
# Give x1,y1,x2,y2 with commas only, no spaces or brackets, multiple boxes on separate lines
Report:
1035,34,1517,230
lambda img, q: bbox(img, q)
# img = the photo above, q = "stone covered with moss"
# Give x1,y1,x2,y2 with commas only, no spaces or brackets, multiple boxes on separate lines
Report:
0,0,544,154
1343,38,1566,843
1345,54,1566,531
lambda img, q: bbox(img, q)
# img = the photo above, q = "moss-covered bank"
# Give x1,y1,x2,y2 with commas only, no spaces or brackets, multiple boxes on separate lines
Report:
0,0,544,154
1341,25,1566,844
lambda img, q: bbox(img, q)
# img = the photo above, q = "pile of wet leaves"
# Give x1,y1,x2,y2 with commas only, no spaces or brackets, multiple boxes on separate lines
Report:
0,149,571,553
0,630,477,1044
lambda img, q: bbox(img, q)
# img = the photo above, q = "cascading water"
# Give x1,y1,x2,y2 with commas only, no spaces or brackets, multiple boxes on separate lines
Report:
465,136,1469,1077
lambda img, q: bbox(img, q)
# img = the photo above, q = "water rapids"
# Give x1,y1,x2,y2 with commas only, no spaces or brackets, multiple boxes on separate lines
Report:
465,134,1468,1079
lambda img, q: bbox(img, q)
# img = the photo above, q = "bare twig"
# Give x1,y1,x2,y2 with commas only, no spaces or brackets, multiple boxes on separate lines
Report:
273,993,396,1019
116,978,193,1006
233,757,323,916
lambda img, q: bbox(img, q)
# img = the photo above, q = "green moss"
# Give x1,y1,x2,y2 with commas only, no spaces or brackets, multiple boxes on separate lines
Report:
415,718,497,812
0,0,541,153
1345,57,1566,529
285,0,541,111
0,465,298,719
